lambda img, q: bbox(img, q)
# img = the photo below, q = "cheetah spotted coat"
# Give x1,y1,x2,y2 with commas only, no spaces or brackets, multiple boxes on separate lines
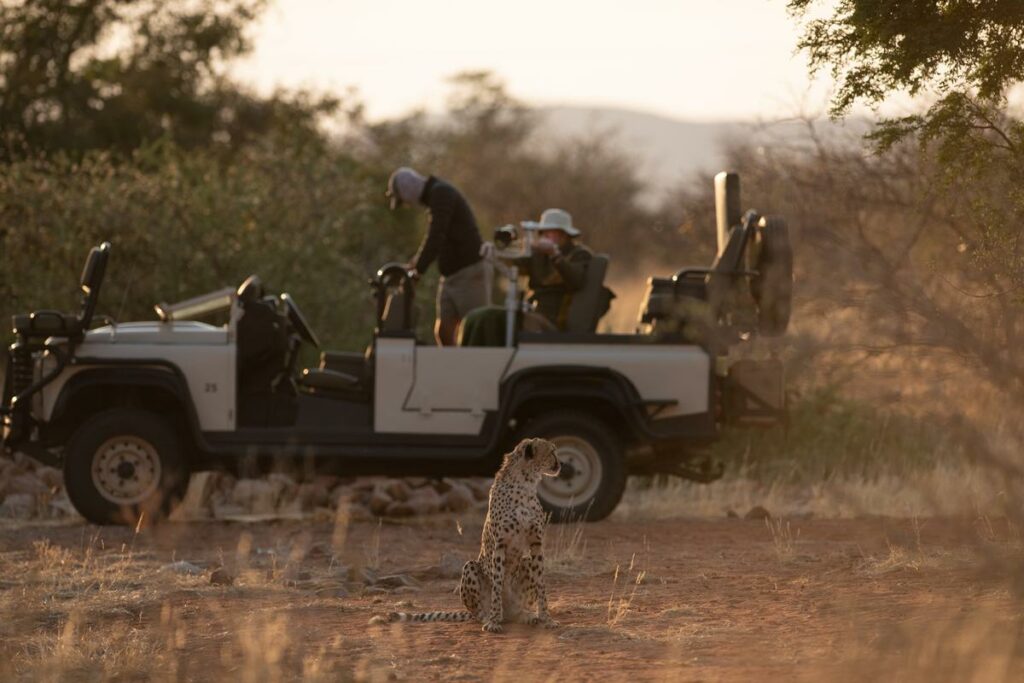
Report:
385,438,561,633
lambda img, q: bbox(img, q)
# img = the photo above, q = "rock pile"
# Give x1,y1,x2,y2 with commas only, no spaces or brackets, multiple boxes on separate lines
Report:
0,453,493,522
194,473,492,521
0,454,75,520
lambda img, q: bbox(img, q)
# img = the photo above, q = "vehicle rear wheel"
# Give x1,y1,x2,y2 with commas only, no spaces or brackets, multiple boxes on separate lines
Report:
517,411,626,522
64,409,189,525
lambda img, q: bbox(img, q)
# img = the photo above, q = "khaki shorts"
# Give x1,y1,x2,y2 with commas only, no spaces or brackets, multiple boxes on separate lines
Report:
438,259,493,326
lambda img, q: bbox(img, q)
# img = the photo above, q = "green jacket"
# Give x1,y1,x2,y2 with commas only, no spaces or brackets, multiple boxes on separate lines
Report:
517,242,592,329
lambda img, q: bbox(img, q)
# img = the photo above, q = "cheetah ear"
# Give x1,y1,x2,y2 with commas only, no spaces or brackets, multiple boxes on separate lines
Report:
522,440,534,459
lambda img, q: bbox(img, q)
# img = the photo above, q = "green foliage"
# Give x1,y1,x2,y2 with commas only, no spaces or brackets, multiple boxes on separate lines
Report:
790,0,1024,114
789,1,1024,179
0,0,336,159
0,137,417,352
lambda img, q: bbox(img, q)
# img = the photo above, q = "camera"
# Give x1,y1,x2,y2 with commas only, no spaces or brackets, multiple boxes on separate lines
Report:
493,224,518,248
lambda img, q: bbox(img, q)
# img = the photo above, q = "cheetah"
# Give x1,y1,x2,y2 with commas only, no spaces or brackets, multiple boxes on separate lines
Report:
382,437,561,633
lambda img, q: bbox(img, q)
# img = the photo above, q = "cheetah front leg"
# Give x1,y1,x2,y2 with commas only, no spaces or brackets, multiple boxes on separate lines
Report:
482,544,506,633
524,526,558,628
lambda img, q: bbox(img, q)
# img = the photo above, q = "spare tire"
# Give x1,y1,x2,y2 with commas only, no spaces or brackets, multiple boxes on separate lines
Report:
749,216,793,336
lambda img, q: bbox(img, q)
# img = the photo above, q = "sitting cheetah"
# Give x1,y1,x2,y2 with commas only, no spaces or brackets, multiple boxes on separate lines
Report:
383,437,561,633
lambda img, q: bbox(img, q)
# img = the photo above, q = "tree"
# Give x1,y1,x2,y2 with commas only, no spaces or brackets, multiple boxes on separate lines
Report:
789,2,1024,334
0,0,335,159
788,1,1024,172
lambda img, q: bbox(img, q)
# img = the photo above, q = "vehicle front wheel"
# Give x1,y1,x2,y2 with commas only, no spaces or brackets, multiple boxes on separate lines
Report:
518,411,626,522
64,409,189,525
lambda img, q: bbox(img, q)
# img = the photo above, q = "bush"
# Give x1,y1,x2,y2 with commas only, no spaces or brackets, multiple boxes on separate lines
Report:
0,138,418,353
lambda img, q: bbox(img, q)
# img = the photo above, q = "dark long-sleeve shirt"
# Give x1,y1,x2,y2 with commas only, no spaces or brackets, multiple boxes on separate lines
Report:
411,176,483,277
517,242,592,328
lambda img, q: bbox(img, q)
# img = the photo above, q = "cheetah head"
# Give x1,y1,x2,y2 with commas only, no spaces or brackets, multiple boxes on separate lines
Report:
504,437,561,481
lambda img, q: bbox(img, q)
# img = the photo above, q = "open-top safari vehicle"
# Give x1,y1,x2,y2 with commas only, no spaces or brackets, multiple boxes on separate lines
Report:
1,172,792,524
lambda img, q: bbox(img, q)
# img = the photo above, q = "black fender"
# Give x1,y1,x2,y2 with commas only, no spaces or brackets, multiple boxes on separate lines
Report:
497,364,718,447
45,360,207,454
497,366,652,443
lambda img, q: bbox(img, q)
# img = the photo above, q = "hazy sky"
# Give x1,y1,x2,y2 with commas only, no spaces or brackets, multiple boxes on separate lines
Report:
232,0,838,122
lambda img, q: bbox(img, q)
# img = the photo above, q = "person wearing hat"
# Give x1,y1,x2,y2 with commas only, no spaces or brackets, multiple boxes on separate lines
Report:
517,208,593,330
385,167,492,346
459,208,595,345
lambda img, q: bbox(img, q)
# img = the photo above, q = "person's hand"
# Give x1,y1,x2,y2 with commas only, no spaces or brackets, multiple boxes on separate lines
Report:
406,265,420,281
534,237,557,255
479,241,496,259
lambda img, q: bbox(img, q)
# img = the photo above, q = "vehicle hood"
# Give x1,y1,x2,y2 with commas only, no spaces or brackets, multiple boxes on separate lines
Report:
79,321,229,346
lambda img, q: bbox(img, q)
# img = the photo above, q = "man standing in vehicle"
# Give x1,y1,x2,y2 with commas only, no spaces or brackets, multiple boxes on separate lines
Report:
385,167,492,346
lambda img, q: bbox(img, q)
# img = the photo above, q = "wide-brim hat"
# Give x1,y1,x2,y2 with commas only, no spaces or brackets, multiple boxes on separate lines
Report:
521,208,581,236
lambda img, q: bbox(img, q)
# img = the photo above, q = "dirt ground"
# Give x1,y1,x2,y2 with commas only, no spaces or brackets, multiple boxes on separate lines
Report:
1,512,1021,682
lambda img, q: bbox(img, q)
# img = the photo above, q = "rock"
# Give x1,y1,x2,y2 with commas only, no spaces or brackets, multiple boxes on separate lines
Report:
406,487,441,515
383,479,411,502
329,484,356,507
348,503,374,522
0,493,35,519
442,483,474,513
374,574,420,590
351,566,379,585
296,482,330,511
306,542,330,559
314,474,340,491
212,502,248,520
466,478,493,501
745,505,772,520
352,479,379,493
35,466,63,489
404,477,430,488
7,473,49,496
162,561,204,576
267,473,298,507
368,489,392,516
48,490,79,517
232,479,277,514
385,501,415,517
429,553,466,580
209,567,235,586
171,471,217,521
315,585,349,599
216,472,237,495
283,568,312,582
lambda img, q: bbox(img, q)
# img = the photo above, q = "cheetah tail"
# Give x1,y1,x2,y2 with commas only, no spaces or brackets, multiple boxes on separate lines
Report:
388,610,475,623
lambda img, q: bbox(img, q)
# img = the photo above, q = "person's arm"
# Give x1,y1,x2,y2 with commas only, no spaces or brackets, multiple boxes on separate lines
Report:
411,185,456,274
552,247,591,291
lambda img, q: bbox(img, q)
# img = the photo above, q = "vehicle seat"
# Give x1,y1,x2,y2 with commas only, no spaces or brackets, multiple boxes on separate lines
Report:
564,254,615,333
298,344,373,401
380,288,418,335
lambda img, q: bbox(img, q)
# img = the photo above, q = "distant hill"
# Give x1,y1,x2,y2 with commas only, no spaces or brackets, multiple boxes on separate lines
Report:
536,106,870,201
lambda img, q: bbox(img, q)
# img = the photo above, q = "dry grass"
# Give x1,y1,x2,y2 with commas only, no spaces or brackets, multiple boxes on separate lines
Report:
613,461,1009,521
765,517,799,560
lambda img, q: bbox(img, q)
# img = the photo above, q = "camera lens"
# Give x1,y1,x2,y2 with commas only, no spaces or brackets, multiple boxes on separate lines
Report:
494,225,516,248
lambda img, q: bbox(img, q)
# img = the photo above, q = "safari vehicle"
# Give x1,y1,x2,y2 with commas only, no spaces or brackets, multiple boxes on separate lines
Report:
1,172,791,525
